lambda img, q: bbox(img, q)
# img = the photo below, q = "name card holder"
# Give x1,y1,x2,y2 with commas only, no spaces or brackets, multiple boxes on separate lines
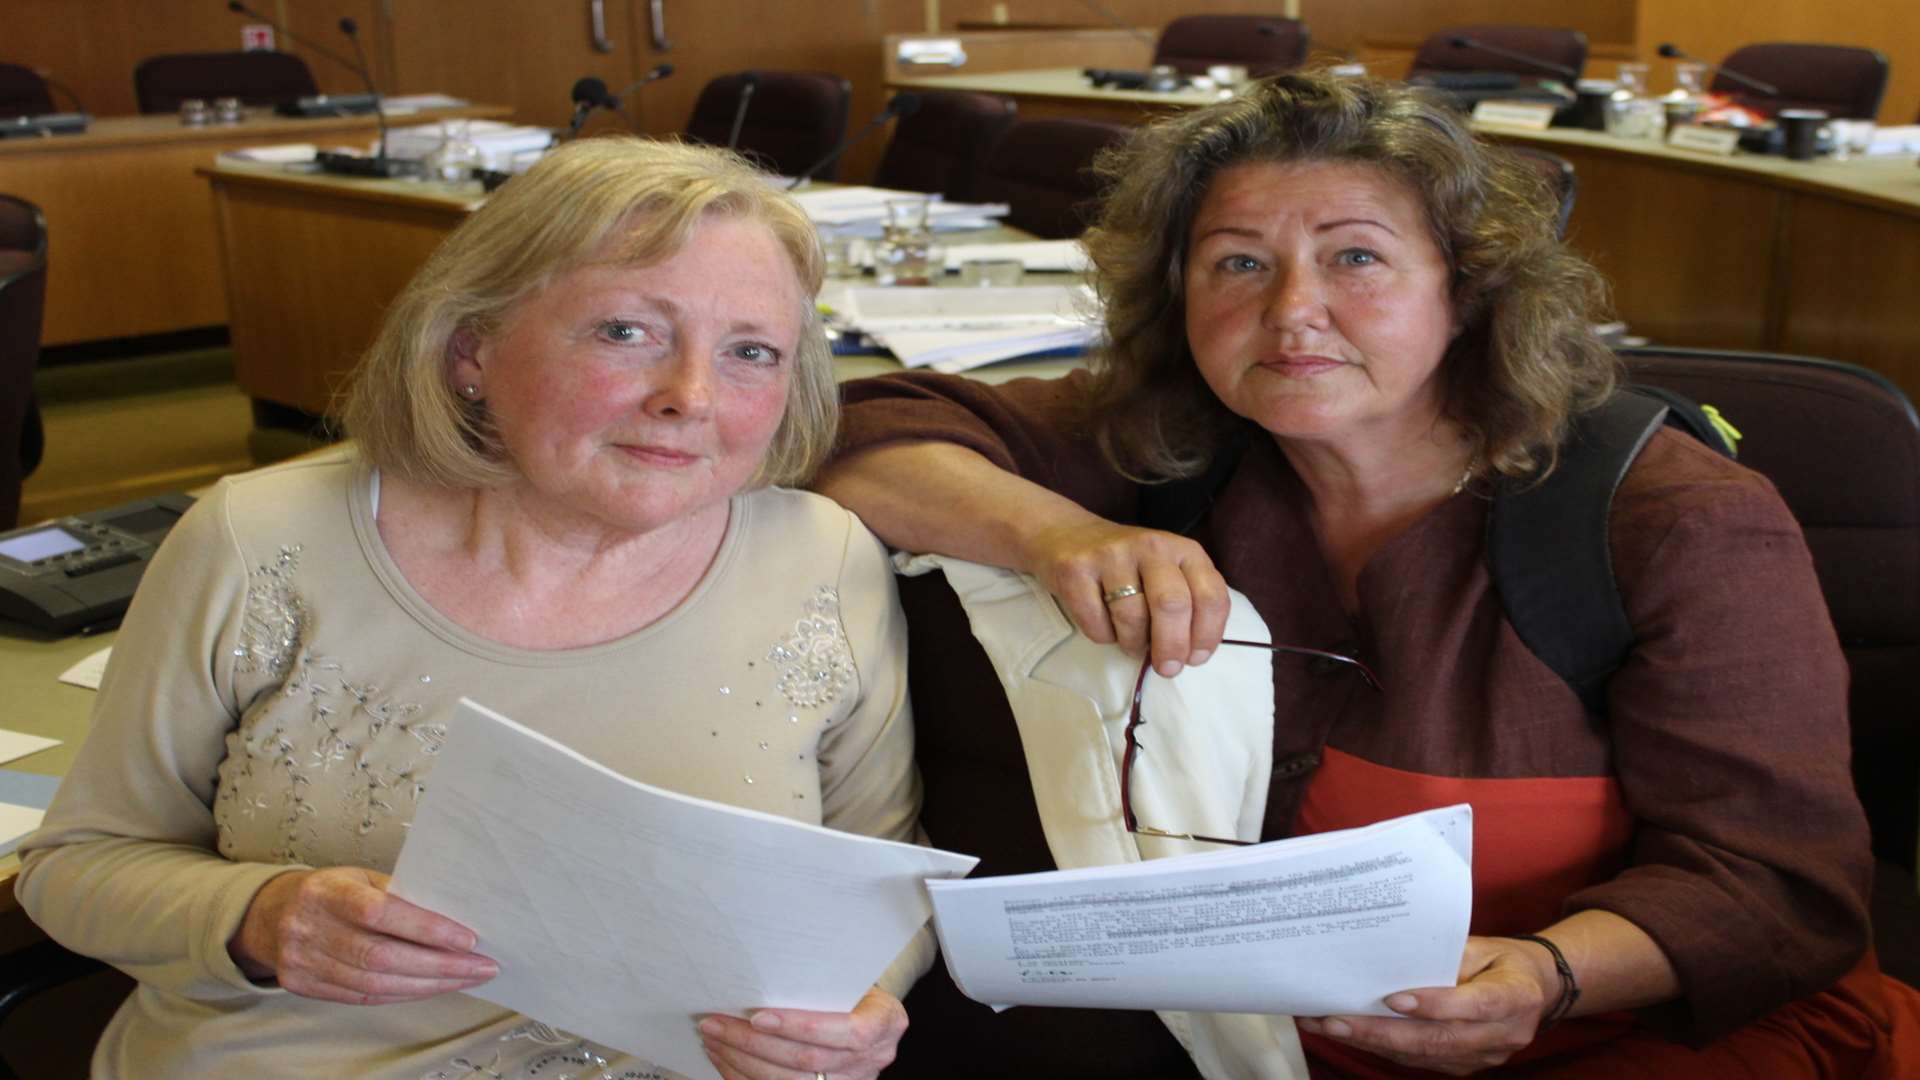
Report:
1471,102,1556,131
1667,124,1740,156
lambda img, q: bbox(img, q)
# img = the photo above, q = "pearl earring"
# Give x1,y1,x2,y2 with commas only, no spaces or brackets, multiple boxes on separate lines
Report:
460,384,479,399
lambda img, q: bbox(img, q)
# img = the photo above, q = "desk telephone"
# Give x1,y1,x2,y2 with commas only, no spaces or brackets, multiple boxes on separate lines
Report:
0,493,195,634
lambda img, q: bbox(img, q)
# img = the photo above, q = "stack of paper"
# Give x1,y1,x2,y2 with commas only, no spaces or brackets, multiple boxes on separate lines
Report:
790,186,1010,236
219,143,319,163
927,805,1473,1016
1864,124,1920,156
390,700,976,1080
937,239,1093,273
382,119,554,172
832,284,1102,372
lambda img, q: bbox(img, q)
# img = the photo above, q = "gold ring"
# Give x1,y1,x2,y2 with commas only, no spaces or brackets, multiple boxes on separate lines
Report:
1103,584,1142,604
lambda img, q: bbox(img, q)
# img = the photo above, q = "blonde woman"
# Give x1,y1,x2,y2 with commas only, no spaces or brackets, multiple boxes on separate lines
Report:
19,138,921,1080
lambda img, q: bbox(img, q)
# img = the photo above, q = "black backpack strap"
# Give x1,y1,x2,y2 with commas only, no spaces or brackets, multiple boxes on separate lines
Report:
1135,427,1252,536
1487,390,1671,716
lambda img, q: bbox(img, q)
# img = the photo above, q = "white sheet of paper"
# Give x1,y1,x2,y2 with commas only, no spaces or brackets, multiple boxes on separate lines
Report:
836,284,1097,331
0,729,61,766
926,805,1472,1017
941,239,1092,273
388,699,977,1080
57,645,113,690
0,802,46,855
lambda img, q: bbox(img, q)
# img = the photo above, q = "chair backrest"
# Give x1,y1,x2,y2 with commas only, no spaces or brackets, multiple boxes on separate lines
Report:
0,63,55,119
1409,25,1588,80
872,91,1016,203
1711,43,1889,121
1621,346,1920,868
132,51,319,114
0,195,48,530
971,118,1130,240
1152,15,1309,77
683,71,851,181
1502,145,1577,239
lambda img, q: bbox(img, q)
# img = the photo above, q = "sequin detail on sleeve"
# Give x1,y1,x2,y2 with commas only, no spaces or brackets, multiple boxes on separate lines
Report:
233,544,308,678
766,586,855,710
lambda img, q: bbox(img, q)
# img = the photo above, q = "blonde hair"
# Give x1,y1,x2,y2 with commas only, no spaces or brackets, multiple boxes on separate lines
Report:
1083,69,1619,481
341,136,836,490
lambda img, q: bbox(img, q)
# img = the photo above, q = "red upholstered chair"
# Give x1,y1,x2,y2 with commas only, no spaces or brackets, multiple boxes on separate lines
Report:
1503,145,1577,239
1408,25,1588,81
133,51,319,114
1710,43,1889,120
1152,15,1310,78
683,71,851,181
872,91,1016,203
970,118,1130,240
0,194,48,530
0,64,55,119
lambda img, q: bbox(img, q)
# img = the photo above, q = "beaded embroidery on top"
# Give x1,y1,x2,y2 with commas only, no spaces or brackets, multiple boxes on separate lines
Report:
419,1022,680,1080
233,544,308,678
766,586,855,710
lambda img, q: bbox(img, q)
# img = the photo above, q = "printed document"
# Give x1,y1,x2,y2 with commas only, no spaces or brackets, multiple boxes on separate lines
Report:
390,699,978,1080
927,805,1471,1016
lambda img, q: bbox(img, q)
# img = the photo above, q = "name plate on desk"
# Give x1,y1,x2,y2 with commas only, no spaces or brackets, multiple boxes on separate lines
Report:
1471,102,1555,130
1668,124,1741,156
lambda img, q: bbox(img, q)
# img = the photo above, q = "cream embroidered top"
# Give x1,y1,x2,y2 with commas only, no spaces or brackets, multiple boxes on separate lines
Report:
16,449,926,1080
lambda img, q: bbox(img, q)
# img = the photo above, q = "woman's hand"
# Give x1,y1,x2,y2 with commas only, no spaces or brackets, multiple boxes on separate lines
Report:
1294,936,1556,1075
698,985,907,1080
228,867,498,1005
1024,519,1230,677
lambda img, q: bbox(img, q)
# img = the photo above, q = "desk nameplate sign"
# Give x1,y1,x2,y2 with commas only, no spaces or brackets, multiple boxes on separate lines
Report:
1668,124,1741,156
1471,102,1556,131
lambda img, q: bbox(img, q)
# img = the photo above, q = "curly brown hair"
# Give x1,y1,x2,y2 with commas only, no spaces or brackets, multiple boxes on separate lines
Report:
1082,69,1618,481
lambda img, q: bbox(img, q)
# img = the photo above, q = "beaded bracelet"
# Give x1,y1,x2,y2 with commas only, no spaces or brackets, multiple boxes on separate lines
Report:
1510,933,1581,1030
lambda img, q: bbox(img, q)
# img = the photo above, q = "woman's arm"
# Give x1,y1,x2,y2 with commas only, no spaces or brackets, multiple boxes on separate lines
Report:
823,373,1229,673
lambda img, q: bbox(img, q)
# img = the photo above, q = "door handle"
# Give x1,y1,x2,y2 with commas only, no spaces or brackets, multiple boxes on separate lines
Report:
589,0,614,53
649,0,673,51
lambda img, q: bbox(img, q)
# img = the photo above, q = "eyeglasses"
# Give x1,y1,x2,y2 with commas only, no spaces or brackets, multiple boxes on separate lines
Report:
1121,638,1382,847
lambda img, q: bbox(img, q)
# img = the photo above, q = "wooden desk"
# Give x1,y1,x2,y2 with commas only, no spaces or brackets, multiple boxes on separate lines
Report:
0,105,507,346
203,163,1082,418
887,68,1920,404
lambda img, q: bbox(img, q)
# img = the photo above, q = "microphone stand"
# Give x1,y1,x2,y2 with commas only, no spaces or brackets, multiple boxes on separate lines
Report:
785,94,920,190
726,72,759,151
1448,36,1579,81
1656,44,1780,96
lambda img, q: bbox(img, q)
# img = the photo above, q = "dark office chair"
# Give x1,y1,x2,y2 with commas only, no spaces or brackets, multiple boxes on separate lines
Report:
1408,25,1588,81
1710,43,1890,120
132,51,319,114
971,118,1130,240
1621,347,1920,876
683,71,851,180
0,194,48,530
0,64,54,119
1503,145,1577,239
1152,15,1310,78
872,91,1016,202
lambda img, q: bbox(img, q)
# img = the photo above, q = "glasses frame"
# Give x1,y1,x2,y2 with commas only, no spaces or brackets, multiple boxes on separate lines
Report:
1121,638,1382,847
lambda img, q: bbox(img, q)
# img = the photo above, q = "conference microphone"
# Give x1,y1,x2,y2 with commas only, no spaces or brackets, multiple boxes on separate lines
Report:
335,16,398,173
565,76,618,139
32,67,85,114
611,63,676,102
726,71,760,151
1447,36,1579,80
785,92,922,190
1655,43,1781,96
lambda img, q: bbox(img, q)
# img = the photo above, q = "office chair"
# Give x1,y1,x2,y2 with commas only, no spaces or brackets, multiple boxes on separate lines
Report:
0,64,55,119
1620,347,1920,877
971,118,1130,240
1152,15,1310,78
1503,145,1577,239
1711,43,1890,120
132,51,319,114
683,71,851,181
872,91,1015,203
0,194,47,530
1408,25,1588,81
